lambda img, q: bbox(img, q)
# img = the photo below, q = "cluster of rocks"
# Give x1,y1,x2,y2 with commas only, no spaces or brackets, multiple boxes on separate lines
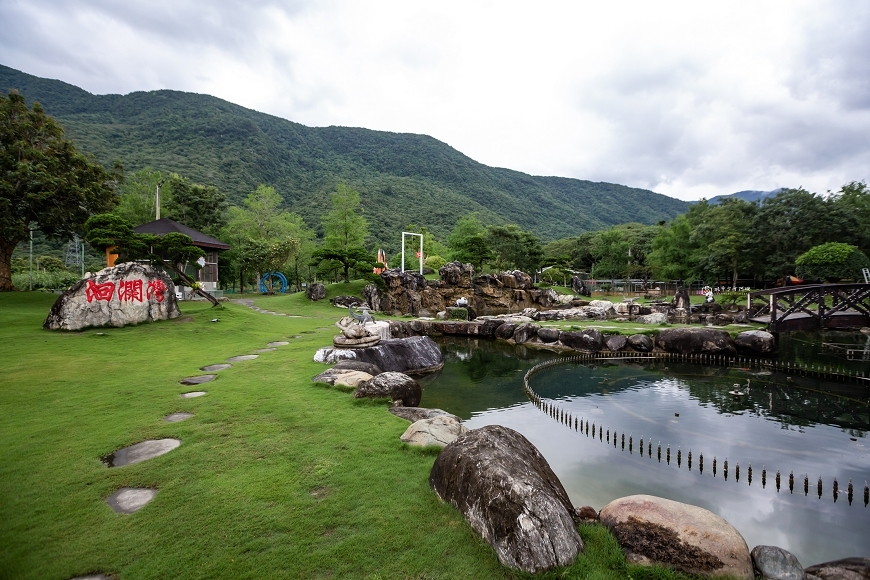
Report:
362,262,559,317
389,315,777,356
310,322,870,578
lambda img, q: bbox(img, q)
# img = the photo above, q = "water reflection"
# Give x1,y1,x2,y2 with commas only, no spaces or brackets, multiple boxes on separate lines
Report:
421,335,870,567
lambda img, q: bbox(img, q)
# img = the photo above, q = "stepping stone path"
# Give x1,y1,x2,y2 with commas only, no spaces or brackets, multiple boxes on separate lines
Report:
70,575,112,580
103,438,181,467
164,412,193,423
179,374,216,385
106,487,157,514
200,363,231,372
87,313,300,569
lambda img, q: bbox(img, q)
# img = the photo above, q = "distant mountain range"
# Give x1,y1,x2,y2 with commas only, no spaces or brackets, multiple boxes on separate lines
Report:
706,189,785,205
0,64,690,248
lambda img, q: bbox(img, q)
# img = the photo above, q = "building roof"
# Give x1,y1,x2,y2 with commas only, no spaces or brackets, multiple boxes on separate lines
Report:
133,218,231,251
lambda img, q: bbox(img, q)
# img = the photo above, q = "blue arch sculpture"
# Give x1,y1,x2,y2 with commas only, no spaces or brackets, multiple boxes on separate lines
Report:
260,271,289,293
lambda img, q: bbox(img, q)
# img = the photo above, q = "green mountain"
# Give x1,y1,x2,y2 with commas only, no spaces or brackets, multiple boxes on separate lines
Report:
1,64,688,250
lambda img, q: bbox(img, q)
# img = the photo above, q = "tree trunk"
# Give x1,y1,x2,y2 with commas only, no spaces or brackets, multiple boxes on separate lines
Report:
342,262,350,283
0,237,20,291
165,261,220,307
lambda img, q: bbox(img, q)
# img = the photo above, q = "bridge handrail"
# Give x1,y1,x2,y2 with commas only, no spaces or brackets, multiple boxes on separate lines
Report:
747,283,870,300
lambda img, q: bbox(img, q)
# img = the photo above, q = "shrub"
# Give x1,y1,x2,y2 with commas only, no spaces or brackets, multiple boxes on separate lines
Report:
12,270,81,291
424,255,447,270
795,242,870,282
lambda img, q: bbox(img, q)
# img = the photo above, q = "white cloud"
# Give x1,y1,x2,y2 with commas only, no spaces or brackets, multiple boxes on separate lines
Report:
1,0,868,201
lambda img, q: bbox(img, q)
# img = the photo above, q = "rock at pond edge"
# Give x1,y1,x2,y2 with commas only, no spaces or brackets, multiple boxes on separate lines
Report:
429,425,583,573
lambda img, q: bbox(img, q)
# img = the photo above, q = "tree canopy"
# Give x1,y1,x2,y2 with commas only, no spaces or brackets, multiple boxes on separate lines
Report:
0,91,117,290
795,242,870,282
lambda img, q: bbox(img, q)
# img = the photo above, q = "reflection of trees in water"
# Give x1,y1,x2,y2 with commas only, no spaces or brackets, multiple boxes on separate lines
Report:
439,337,551,384
432,337,869,433
533,358,869,434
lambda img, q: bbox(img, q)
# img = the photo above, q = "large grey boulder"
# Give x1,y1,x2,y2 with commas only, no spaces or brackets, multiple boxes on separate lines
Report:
306,282,326,301
735,330,777,355
537,327,560,343
751,545,805,580
513,323,540,344
312,368,373,388
628,334,654,352
655,328,736,355
804,557,870,579
429,425,583,573
599,494,753,579
637,312,668,324
314,336,444,374
389,407,460,423
494,322,519,340
605,335,628,352
44,262,179,331
400,416,469,447
362,283,381,311
354,372,422,406
560,329,604,351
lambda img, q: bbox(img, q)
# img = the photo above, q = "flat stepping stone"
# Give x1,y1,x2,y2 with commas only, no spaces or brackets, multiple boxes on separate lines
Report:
179,374,216,385
200,363,231,372
106,487,157,513
70,575,113,580
254,348,276,353
165,412,193,423
103,438,181,467
267,341,290,347
226,354,258,362
181,391,207,399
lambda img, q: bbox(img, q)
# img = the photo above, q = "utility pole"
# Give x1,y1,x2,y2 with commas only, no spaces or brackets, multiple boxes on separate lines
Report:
156,178,166,220
29,227,33,291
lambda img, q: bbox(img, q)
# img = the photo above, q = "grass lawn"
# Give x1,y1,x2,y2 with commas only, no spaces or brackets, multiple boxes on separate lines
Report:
0,287,706,580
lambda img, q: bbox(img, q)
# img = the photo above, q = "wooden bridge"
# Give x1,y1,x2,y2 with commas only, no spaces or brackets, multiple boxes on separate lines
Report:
748,283,870,333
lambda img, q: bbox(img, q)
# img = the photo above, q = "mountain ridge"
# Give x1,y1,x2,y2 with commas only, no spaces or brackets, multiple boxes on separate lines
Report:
0,64,690,249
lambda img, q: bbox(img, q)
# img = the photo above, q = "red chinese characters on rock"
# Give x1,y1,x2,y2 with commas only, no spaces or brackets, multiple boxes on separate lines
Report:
146,280,167,303
85,280,115,303
84,278,168,303
118,279,144,302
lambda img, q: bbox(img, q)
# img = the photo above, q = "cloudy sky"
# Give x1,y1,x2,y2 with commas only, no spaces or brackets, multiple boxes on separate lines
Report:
1,0,868,201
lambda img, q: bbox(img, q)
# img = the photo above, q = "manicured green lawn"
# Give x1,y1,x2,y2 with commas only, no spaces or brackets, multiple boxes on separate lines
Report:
0,288,704,580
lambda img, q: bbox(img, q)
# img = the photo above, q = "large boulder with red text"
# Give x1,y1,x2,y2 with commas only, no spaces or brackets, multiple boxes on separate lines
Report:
429,425,583,573
44,262,179,331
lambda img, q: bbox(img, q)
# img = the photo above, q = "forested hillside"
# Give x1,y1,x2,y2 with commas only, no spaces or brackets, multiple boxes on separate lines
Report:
1,64,688,249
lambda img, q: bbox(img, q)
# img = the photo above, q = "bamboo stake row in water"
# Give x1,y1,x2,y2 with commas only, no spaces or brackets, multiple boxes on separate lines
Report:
523,356,869,507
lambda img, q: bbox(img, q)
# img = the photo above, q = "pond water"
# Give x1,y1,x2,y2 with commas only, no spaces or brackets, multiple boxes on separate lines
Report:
419,331,870,567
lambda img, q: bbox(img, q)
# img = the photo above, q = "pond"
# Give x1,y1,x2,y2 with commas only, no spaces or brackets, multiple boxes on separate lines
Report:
419,331,870,567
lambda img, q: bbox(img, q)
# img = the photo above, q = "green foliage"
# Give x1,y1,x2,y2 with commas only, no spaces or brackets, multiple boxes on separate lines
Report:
113,167,164,226
424,255,447,270
0,64,690,257
163,173,228,235
795,242,870,281
11,269,81,290
717,289,748,306
486,224,543,273
316,183,372,283
0,90,118,290
447,307,468,320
